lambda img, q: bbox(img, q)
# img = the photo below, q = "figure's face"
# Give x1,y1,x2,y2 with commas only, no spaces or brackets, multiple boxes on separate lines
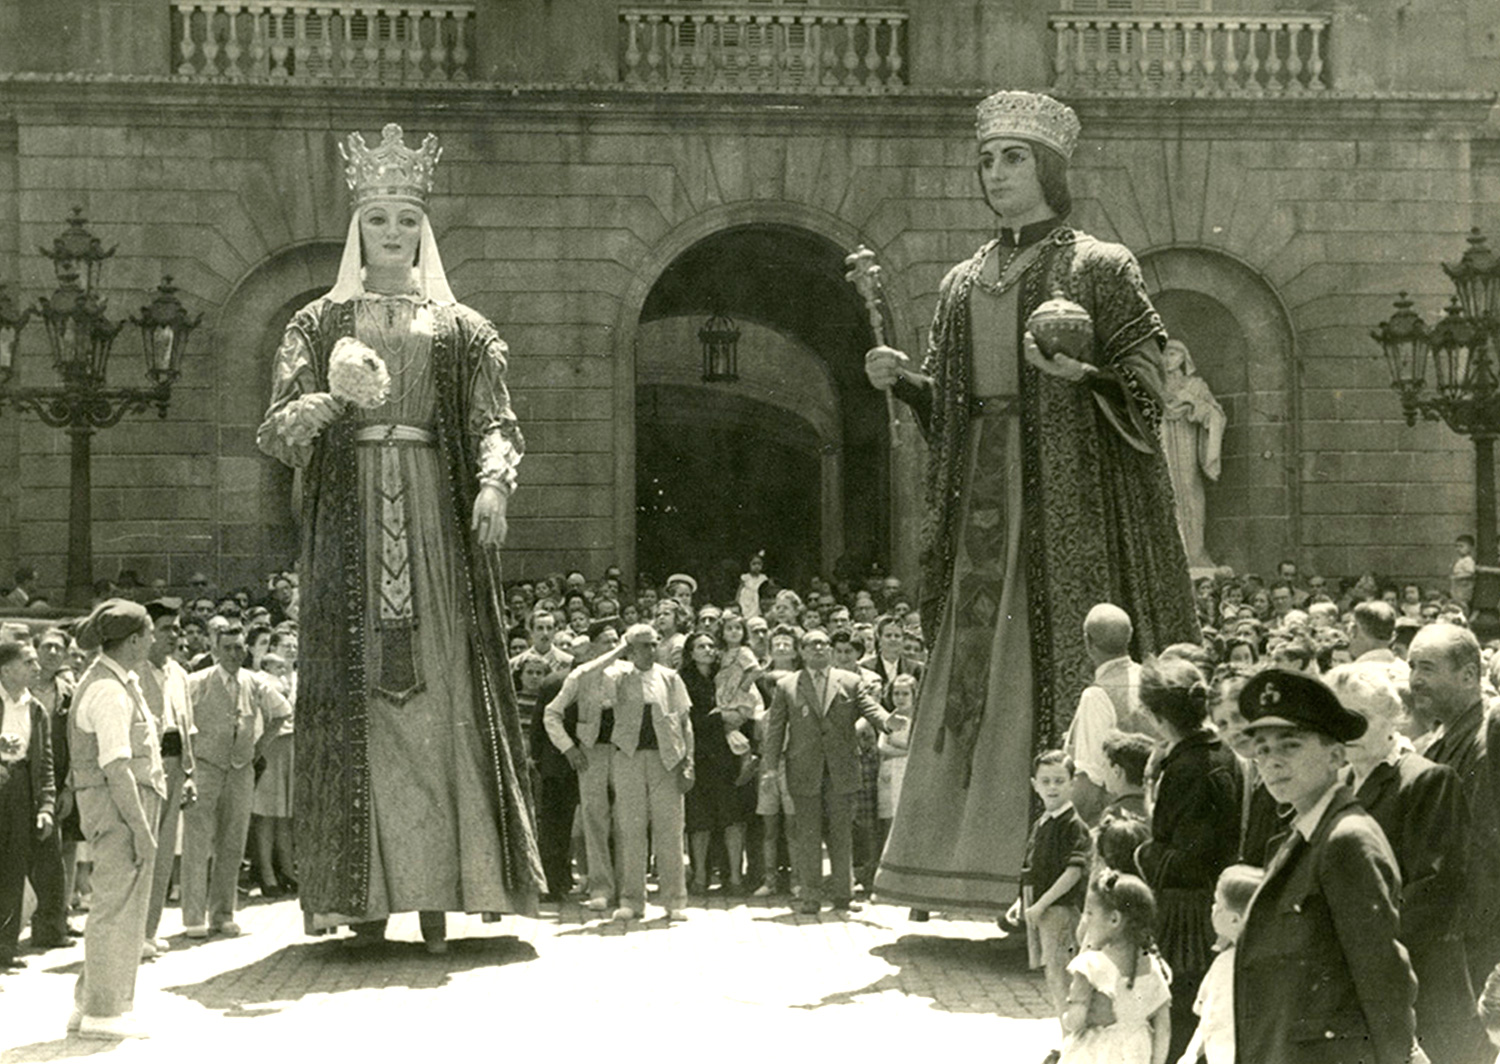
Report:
654,604,677,635
1210,690,1255,758
832,642,861,672
1,645,40,691
828,608,851,634
213,631,247,672
519,660,548,692
508,635,530,657
152,615,181,658
879,624,904,659
1031,762,1072,811
1163,341,1186,372
979,138,1048,220
360,200,423,270
1251,726,1342,811
37,636,68,677
800,632,832,671
1271,587,1293,613
1407,633,1474,722
769,634,795,660
1210,886,1246,946
531,614,556,645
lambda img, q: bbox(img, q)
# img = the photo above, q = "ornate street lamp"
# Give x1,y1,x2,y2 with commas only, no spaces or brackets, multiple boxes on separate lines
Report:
1378,229,1500,564
699,309,740,384
0,209,199,606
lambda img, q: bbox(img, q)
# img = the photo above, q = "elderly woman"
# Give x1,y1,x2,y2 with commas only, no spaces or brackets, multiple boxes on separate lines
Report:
257,124,542,948
867,91,1197,917
1325,662,1487,1063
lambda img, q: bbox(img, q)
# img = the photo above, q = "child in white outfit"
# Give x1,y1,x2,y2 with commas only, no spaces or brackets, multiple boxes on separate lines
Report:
1177,864,1263,1064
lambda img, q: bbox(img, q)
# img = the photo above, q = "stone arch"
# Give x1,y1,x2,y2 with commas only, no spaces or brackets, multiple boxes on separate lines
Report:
611,200,919,583
1138,245,1299,575
209,240,344,582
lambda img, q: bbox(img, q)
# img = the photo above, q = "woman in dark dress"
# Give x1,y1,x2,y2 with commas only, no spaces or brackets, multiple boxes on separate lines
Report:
1133,655,1242,1060
682,632,749,894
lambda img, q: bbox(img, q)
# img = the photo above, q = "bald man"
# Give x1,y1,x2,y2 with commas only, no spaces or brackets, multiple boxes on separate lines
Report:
1408,623,1500,991
1063,604,1156,824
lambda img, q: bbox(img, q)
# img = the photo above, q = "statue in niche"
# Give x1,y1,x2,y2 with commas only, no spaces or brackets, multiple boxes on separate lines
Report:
1159,339,1226,569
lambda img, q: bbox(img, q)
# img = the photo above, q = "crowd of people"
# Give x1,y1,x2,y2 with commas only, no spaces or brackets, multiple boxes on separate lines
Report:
5,554,1500,1059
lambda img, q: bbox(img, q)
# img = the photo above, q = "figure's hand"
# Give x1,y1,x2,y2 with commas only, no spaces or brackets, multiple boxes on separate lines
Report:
1024,901,1048,925
298,392,344,435
1023,331,1093,383
56,789,74,822
35,811,53,839
864,345,910,390
675,761,695,794
130,826,156,868
564,747,588,774
471,484,509,548
720,708,746,729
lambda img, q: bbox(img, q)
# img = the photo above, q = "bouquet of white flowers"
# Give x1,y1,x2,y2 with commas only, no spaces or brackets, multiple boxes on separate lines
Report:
327,337,391,409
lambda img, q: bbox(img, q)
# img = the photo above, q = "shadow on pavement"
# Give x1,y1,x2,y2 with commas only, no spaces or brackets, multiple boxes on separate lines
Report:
2,1038,118,1063
164,935,538,1017
791,932,1044,1017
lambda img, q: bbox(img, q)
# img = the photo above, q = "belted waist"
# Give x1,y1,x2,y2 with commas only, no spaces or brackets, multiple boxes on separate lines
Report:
969,394,1021,418
354,424,436,447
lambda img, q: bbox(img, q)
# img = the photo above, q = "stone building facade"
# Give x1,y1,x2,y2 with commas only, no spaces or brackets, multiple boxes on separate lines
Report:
0,0,1497,600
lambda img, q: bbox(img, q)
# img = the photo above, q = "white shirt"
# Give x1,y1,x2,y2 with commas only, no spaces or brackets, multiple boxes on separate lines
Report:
75,654,159,769
0,684,34,762
1292,779,1343,842
1036,799,1077,825
1192,946,1237,1064
1065,658,1128,783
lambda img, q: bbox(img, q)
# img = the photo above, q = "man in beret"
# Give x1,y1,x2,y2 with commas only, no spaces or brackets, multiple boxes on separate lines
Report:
1232,668,1421,1064
67,599,165,1039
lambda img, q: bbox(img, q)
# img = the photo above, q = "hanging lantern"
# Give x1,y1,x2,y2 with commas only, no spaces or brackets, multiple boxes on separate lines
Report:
131,276,201,386
1442,228,1500,323
1372,292,1429,426
1427,296,1484,403
699,309,740,384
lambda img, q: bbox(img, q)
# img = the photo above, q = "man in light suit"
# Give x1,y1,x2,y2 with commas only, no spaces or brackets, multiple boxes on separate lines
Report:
1234,669,1421,1064
765,628,889,914
181,623,290,938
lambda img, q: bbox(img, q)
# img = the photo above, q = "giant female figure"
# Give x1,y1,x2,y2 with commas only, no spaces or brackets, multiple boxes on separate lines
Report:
257,125,543,944
868,93,1198,914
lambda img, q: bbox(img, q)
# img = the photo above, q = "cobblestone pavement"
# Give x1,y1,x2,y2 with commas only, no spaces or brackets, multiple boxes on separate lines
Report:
0,891,1056,1063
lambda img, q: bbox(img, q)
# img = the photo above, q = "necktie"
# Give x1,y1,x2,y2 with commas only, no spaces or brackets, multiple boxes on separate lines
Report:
813,671,827,711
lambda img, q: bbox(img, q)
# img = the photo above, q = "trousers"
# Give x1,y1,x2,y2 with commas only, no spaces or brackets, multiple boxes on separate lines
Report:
577,747,615,903
537,772,579,896
611,748,685,912
145,753,189,939
74,785,160,1018
27,813,70,944
0,764,34,961
790,771,855,905
180,761,253,929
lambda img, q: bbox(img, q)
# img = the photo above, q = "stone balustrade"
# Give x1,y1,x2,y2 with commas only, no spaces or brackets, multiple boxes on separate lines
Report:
172,3,476,81
1050,12,1331,95
619,5,907,92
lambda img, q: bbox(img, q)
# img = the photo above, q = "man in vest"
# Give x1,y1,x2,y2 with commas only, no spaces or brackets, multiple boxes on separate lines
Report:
1064,603,1155,825
67,599,165,1040
181,622,290,939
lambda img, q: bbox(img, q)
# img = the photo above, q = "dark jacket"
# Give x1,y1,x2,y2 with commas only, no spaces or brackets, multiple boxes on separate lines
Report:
1136,729,1241,889
1234,786,1418,1064
0,697,57,822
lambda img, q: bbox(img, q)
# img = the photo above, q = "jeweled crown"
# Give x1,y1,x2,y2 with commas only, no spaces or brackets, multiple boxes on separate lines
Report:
340,123,441,208
975,91,1080,160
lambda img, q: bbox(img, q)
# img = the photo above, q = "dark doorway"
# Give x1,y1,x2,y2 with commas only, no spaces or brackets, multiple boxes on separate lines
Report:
635,223,887,595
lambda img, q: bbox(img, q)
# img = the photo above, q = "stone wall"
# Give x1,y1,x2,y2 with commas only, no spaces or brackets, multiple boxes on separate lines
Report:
0,81,1492,597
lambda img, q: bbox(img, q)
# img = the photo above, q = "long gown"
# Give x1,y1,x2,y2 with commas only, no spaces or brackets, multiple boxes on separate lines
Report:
258,294,543,925
875,222,1198,913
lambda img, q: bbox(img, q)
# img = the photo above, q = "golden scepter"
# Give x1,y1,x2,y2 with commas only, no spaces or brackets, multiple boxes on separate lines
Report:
844,245,902,442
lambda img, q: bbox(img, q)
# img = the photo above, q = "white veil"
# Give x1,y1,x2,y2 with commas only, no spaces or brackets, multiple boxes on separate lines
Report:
322,208,457,305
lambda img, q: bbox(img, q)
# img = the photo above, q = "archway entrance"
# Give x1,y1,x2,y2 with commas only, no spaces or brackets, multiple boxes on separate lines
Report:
635,223,887,602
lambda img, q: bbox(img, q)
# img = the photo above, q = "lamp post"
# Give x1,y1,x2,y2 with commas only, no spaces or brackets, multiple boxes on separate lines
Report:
0,209,200,606
1377,228,1500,563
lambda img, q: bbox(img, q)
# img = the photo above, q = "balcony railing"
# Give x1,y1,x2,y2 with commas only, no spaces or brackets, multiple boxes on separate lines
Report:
1050,13,1331,95
172,3,476,81
619,6,907,92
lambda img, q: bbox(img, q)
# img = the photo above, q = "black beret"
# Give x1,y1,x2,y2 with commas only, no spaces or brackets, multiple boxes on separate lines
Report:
587,616,622,642
1238,668,1368,743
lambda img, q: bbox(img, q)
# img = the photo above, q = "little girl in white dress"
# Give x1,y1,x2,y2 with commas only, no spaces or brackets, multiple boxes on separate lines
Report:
1060,871,1173,1064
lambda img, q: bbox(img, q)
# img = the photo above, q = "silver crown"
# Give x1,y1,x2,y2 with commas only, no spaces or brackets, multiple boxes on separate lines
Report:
975,91,1081,159
340,123,441,208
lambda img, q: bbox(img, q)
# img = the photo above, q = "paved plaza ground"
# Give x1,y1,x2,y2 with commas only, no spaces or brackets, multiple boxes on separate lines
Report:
0,891,1057,1063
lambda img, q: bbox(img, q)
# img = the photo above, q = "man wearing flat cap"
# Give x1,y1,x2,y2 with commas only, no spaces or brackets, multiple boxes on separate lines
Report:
1232,669,1422,1064
67,599,166,1040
